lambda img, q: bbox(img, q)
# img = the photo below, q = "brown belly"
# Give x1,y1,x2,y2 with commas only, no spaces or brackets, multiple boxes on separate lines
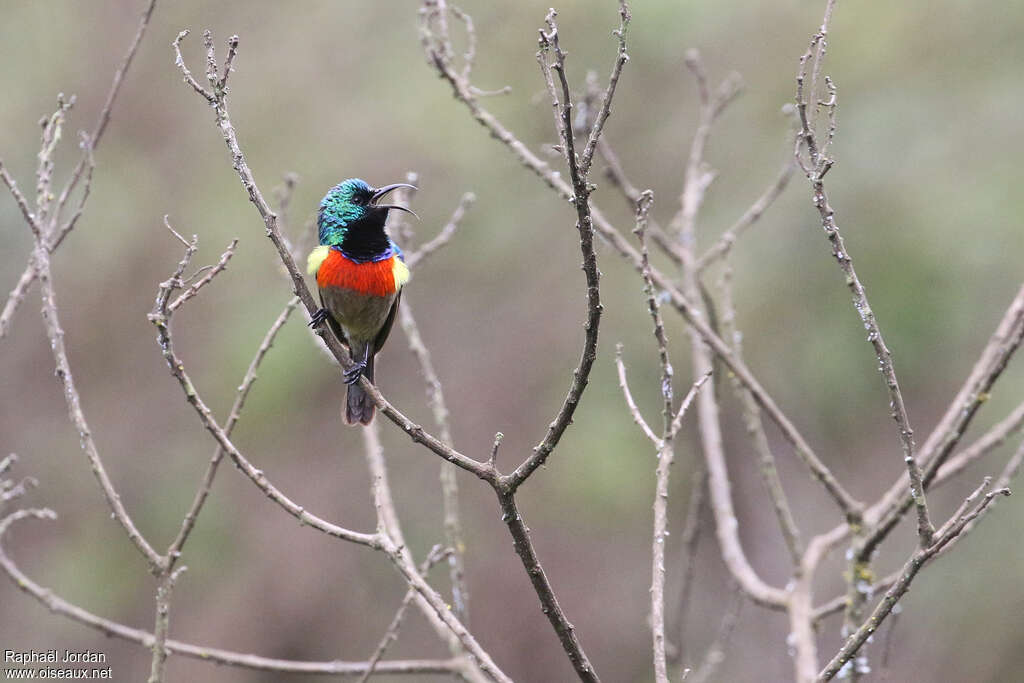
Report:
319,285,397,344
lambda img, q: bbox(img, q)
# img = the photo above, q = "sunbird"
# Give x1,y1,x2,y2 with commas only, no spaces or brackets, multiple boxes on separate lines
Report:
307,179,415,425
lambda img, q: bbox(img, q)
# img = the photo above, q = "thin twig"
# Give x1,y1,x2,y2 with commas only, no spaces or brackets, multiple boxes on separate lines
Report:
148,246,381,549
675,45,793,614
0,458,38,509
420,3,860,523
0,510,469,677
934,400,1024,485
168,239,239,312
861,284,1024,557
687,588,744,683
808,284,1024,586
718,264,803,563
639,189,676,682
165,296,300,565
405,192,476,269
386,179,473,631
651,373,707,683
695,159,796,272
0,0,156,341
32,217,164,572
631,186,714,682
615,347,661,446
669,49,741,237
398,300,472,626
921,284,1024,483
797,112,934,547
0,161,40,232
357,545,452,683
578,1,631,177
173,29,496,485
495,488,596,681
50,134,96,252
362,421,504,683
671,466,705,672
504,7,606,495
148,566,186,683
796,3,931,549
818,483,1010,681
35,95,74,226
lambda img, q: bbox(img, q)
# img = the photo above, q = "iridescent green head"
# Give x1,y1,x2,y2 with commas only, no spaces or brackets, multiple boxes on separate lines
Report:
317,178,417,246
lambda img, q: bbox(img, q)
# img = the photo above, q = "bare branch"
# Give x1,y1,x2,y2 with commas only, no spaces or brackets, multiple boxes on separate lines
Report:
671,466,705,670
858,283,1024,559
807,284,1024,588
173,30,216,103
487,432,504,468
921,286,1024,482
1,267,40,343
652,374,707,683
718,265,803,563
362,422,506,682
356,545,452,683
398,300,471,625
35,95,74,226
0,509,469,677
495,488,597,681
818,483,1010,681
0,160,40,233
49,133,96,252
687,589,743,683
221,35,240,90
148,566,186,683
633,181,712,683
578,1,631,176
165,296,300,564
148,247,381,549
794,4,933,548
812,568,899,622
421,3,860,522
168,239,238,312
668,49,741,237
695,159,796,272
634,191,673,430
32,221,164,572
2,0,155,342
615,346,661,446
173,30,495,485
933,399,1024,488
504,8,608,494
405,192,476,269
674,39,794,617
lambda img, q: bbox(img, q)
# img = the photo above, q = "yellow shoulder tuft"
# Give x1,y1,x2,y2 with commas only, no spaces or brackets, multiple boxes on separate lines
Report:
392,258,410,289
306,245,330,275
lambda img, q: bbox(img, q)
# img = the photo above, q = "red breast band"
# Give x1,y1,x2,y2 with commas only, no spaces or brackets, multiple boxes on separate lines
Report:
316,249,398,297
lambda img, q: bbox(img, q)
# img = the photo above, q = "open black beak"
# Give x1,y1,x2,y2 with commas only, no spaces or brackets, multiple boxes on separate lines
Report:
370,183,419,219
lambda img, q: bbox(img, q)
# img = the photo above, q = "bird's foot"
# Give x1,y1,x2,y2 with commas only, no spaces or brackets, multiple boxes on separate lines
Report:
309,308,330,328
344,361,367,385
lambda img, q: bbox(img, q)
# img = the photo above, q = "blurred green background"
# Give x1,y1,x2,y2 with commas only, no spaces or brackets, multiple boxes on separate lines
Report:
2,1,1023,681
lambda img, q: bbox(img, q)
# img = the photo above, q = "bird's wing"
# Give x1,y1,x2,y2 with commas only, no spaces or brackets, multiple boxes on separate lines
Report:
318,289,349,349
373,289,401,354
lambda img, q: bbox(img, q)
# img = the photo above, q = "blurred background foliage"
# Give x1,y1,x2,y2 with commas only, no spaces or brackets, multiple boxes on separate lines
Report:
1,1,1022,681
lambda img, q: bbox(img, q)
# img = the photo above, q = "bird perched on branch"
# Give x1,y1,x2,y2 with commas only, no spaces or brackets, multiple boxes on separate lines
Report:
307,179,415,425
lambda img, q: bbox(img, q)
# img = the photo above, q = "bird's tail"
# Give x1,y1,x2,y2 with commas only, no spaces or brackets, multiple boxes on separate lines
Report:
344,353,375,426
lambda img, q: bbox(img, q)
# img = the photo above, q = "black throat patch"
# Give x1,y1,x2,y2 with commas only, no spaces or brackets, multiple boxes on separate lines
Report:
339,209,392,263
